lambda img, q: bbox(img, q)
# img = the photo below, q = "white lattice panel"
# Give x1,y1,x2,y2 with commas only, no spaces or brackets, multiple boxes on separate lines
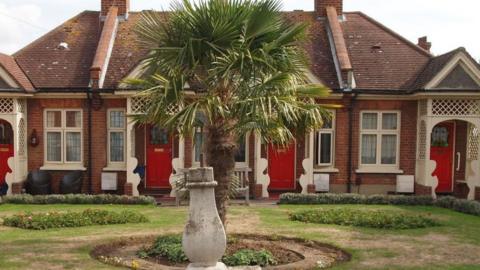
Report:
432,99,480,116
16,99,26,113
418,100,428,116
130,96,149,114
18,118,26,156
468,125,479,161
418,120,427,160
0,98,14,113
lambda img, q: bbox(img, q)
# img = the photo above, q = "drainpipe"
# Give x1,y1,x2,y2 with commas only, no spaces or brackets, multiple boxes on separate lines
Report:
87,86,93,194
347,92,358,193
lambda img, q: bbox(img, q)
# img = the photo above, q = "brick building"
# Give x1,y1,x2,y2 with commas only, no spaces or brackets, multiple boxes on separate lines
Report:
0,0,479,200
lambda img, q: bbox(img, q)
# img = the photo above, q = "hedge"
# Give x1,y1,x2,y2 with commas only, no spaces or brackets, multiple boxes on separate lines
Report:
2,209,149,230
279,193,480,217
0,194,156,205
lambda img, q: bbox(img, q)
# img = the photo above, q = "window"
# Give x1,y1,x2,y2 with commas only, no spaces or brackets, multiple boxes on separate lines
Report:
235,135,248,167
315,111,335,166
360,111,400,168
108,109,126,164
44,110,82,164
192,127,205,166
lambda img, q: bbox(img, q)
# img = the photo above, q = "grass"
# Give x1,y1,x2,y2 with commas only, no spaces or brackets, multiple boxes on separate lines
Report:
0,203,479,269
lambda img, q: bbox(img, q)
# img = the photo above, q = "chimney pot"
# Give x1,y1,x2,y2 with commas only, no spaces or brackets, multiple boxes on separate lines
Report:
418,36,432,52
101,0,129,18
315,0,343,17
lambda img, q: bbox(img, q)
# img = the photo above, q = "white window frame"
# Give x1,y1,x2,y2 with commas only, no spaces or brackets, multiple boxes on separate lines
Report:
43,109,83,166
316,110,336,167
107,109,126,168
359,111,401,171
191,127,205,168
191,131,249,169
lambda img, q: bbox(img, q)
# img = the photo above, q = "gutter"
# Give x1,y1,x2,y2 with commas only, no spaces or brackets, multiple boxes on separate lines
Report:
346,92,358,193
86,86,93,194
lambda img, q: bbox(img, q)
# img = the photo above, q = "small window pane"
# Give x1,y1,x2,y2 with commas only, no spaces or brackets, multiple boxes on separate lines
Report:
381,135,397,164
322,117,333,129
66,132,81,162
319,133,332,164
382,113,398,130
110,111,125,128
361,134,377,164
110,132,124,162
66,111,81,128
362,113,378,129
235,136,246,163
46,132,62,162
46,111,62,128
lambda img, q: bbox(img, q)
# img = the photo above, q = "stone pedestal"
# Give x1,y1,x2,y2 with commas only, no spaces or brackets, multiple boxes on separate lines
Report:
182,167,227,270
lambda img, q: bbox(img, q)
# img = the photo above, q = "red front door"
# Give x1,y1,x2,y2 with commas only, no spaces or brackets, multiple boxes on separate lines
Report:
268,142,296,190
430,122,454,193
0,144,13,186
146,126,172,188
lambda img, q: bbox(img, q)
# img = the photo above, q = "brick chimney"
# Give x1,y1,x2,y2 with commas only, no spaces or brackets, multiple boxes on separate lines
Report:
418,36,432,52
101,0,129,19
315,0,343,17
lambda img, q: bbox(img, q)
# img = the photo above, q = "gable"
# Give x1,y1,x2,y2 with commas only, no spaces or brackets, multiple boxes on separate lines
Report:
425,51,480,90
0,66,20,89
435,64,480,90
0,77,10,89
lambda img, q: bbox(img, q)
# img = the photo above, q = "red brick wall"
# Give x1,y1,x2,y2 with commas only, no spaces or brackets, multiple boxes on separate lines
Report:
27,98,127,194
415,182,432,196
101,0,129,17
315,0,343,17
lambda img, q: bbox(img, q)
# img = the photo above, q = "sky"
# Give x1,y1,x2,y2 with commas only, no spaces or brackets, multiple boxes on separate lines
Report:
0,0,478,60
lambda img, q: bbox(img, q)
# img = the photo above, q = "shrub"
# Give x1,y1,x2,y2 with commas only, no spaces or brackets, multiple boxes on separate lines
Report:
279,193,480,217
290,208,440,229
139,235,278,267
2,209,149,230
1,194,156,205
222,249,277,267
279,193,434,206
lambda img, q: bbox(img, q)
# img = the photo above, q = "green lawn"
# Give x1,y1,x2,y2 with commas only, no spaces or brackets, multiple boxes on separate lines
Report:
0,203,479,269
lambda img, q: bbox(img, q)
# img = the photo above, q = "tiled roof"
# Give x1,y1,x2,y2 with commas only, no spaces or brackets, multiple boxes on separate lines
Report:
0,53,34,92
342,12,431,90
14,11,100,89
13,8,474,93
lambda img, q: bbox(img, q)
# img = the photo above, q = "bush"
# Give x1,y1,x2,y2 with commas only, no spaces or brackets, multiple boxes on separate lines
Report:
222,249,277,267
290,208,440,229
279,193,480,217
139,235,278,267
1,194,156,205
2,209,149,230
279,193,434,206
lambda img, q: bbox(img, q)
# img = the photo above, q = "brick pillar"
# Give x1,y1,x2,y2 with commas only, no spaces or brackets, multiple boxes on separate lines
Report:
307,184,316,194
11,182,24,194
254,184,263,199
124,182,133,196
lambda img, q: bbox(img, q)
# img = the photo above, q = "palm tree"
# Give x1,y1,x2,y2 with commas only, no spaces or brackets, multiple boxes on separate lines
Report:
131,0,333,225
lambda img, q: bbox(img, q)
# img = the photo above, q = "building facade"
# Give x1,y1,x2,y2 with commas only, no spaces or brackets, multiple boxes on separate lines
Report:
0,0,479,200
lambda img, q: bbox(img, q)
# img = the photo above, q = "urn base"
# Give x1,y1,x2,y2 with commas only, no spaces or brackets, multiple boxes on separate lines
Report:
187,262,228,270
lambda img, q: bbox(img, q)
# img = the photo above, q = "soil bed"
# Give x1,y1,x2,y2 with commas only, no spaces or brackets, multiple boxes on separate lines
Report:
91,234,350,269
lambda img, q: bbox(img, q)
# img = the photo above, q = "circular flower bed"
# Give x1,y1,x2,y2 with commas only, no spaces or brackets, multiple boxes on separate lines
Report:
290,208,440,229
91,234,350,269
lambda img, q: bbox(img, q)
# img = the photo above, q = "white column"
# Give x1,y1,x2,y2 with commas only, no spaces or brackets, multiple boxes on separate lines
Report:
254,133,269,198
299,131,315,194
169,136,185,197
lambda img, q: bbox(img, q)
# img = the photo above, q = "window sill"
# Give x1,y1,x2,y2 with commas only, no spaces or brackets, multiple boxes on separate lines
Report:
356,168,404,174
313,168,339,173
103,166,127,172
40,164,87,171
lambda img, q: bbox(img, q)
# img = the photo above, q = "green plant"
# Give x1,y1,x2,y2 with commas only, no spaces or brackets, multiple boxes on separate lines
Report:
139,235,278,266
2,194,156,205
290,208,440,229
2,209,149,230
223,249,277,267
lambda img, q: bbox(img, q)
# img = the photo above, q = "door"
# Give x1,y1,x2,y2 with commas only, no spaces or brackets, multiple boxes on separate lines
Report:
268,142,296,190
0,121,13,187
430,122,454,193
146,126,172,188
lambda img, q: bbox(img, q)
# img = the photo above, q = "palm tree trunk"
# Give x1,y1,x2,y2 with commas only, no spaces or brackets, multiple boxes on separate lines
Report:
205,124,236,227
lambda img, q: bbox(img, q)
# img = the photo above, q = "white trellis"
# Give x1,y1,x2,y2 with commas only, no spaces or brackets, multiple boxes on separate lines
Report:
431,99,480,117
0,98,14,113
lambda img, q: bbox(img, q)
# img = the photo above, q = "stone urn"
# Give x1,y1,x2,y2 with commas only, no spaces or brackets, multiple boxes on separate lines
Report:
182,167,228,270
